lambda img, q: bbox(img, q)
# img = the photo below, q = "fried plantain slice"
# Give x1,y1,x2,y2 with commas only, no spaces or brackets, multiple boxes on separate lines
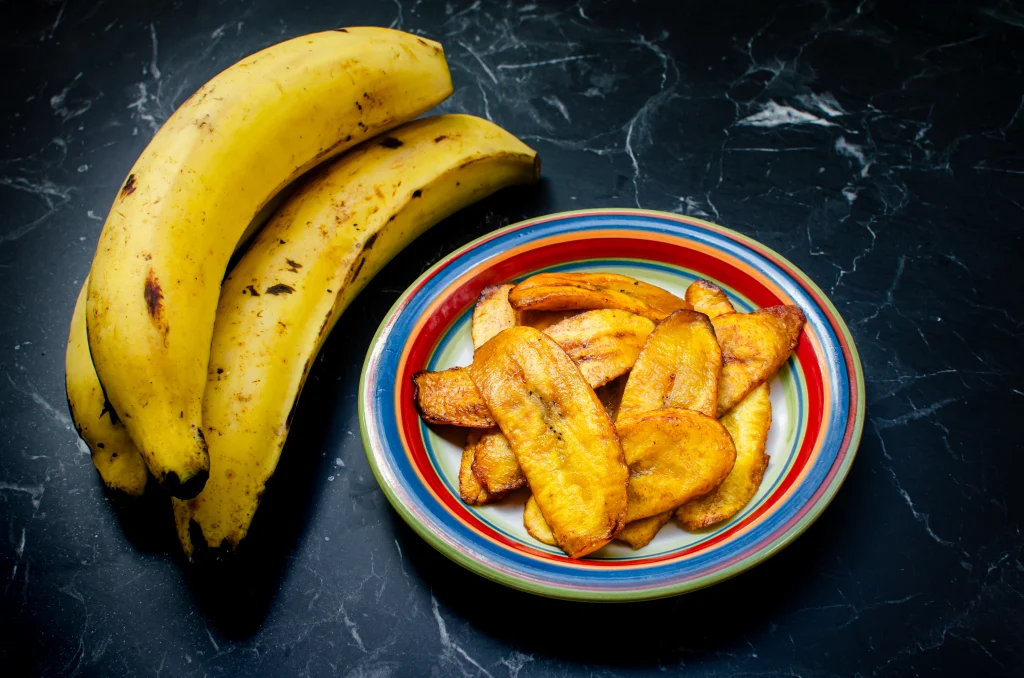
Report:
470,427,526,495
523,495,557,546
616,511,672,550
619,309,723,419
714,305,804,416
472,284,520,350
617,407,736,522
413,367,495,428
678,383,772,529
415,314,653,428
685,279,735,319
543,310,655,389
520,310,580,331
459,435,498,506
508,272,690,321
469,326,628,558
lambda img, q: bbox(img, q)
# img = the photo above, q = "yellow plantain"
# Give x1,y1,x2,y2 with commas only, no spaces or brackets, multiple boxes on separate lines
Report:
87,27,453,497
174,114,539,555
65,281,148,496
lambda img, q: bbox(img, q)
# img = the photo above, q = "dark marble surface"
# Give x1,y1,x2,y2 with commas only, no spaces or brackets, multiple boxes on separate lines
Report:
2,0,1022,675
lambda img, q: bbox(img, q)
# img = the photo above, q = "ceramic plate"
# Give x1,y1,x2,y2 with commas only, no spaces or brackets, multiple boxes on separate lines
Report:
359,209,864,601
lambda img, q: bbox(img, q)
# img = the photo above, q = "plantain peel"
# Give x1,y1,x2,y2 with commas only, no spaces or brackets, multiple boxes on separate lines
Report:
685,279,736,319
66,280,149,496
415,311,653,427
678,383,772,529
174,114,540,556
619,309,723,419
714,305,805,416
617,408,737,522
469,326,628,558
509,272,689,321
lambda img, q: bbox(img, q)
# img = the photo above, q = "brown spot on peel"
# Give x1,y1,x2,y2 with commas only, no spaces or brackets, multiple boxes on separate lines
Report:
245,285,260,296
285,398,298,429
364,232,379,250
144,270,163,319
121,173,136,197
347,257,366,284
286,259,302,272
379,137,403,149
318,309,333,337
265,284,294,295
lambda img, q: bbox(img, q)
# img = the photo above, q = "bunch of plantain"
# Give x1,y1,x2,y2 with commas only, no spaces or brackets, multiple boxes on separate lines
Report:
65,26,541,556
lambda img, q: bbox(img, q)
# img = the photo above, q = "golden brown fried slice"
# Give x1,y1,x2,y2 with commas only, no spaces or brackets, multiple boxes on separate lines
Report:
459,436,495,506
520,310,580,331
543,310,655,389
509,272,690,321
523,495,557,546
472,284,520,350
678,383,772,529
474,372,631,494
714,306,804,416
413,367,495,428
469,326,628,558
685,279,735,319
470,428,526,495
617,407,736,522
619,310,723,419
415,315,653,427
616,512,672,550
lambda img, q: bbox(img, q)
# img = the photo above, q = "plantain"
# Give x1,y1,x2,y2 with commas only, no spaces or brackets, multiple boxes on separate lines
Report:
87,27,453,497
173,114,539,555
509,272,689,321
677,383,772,529
685,279,735,319
469,326,628,559
415,310,653,427
65,281,148,496
472,284,520,350
713,306,805,415
618,309,722,420
616,512,672,550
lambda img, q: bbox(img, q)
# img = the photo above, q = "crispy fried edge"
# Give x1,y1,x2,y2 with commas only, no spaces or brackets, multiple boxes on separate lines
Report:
472,284,519,350
523,495,557,546
412,367,496,428
615,511,672,550
685,279,736,319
